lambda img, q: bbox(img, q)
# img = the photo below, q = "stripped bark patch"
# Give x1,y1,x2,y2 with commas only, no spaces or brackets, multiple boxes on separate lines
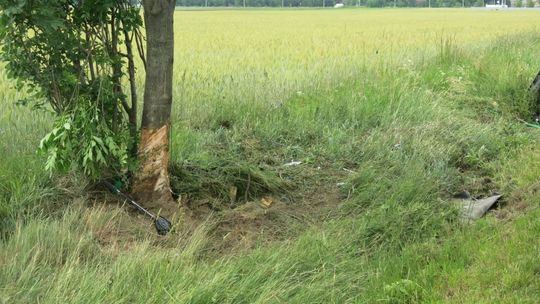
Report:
132,124,175,216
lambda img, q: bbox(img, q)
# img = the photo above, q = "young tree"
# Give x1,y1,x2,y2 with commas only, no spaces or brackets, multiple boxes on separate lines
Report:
0,0,177,213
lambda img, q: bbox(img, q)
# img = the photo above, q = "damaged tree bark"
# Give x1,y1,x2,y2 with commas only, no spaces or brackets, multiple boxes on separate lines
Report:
132,0,176,214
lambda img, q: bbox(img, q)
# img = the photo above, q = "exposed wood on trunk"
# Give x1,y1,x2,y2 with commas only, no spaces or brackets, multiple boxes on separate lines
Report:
132,125,174,213
132,0,176,214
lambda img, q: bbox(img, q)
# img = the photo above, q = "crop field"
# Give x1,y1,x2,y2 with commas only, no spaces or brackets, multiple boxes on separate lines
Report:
170,9,540,124
2,8,540,303
167,9,540,163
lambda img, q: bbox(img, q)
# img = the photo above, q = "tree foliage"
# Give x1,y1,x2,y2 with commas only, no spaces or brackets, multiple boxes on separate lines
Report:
0,0,144,177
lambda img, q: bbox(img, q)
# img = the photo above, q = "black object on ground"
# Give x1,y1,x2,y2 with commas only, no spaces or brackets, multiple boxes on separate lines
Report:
102,180,171,235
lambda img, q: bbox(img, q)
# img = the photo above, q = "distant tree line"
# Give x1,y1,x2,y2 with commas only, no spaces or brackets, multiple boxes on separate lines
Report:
176,0,512,7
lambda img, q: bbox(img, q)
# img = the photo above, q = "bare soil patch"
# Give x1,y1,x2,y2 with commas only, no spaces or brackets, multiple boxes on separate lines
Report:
89,166,347,256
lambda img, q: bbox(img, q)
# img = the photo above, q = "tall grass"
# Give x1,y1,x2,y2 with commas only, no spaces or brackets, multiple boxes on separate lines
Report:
169,9,540,129
0,69,54,237
1,9,540,303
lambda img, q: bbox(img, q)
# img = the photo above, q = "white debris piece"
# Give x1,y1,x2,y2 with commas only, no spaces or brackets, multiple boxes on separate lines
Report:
283,161,302,167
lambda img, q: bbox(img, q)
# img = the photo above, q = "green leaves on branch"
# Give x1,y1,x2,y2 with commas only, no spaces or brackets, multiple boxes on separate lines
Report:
0,0,144,178
39,98,130,178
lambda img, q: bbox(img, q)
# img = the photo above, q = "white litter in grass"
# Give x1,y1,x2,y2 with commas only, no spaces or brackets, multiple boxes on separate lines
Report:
283,161,302,167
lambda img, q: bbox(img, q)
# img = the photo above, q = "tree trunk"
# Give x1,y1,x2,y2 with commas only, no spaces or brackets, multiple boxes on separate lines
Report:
529,69,540,123
132,0,176,215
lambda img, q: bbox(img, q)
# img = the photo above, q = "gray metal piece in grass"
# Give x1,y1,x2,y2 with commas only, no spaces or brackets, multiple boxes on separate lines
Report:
460,195,502,221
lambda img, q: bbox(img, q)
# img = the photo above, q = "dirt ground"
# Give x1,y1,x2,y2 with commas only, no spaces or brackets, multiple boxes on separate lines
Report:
89,166,348,257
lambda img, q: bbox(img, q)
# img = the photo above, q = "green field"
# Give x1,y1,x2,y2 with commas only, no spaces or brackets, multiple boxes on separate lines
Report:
170,9,540,129
2,8,540,303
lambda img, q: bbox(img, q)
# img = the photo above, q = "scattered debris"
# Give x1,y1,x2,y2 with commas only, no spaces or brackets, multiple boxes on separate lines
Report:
260,196,273,209
228,186,238,204
283,161,302,167
336,182,346,187
343,168,356,174
458,194,502,221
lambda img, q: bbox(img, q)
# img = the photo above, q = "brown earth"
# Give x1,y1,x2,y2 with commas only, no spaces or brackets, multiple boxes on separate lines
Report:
90,166,348,257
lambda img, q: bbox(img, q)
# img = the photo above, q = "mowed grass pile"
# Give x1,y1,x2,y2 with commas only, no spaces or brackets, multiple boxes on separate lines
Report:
1,9,540,303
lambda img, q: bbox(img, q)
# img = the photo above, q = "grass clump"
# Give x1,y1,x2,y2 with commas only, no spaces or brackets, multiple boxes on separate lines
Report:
170,159,291,205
